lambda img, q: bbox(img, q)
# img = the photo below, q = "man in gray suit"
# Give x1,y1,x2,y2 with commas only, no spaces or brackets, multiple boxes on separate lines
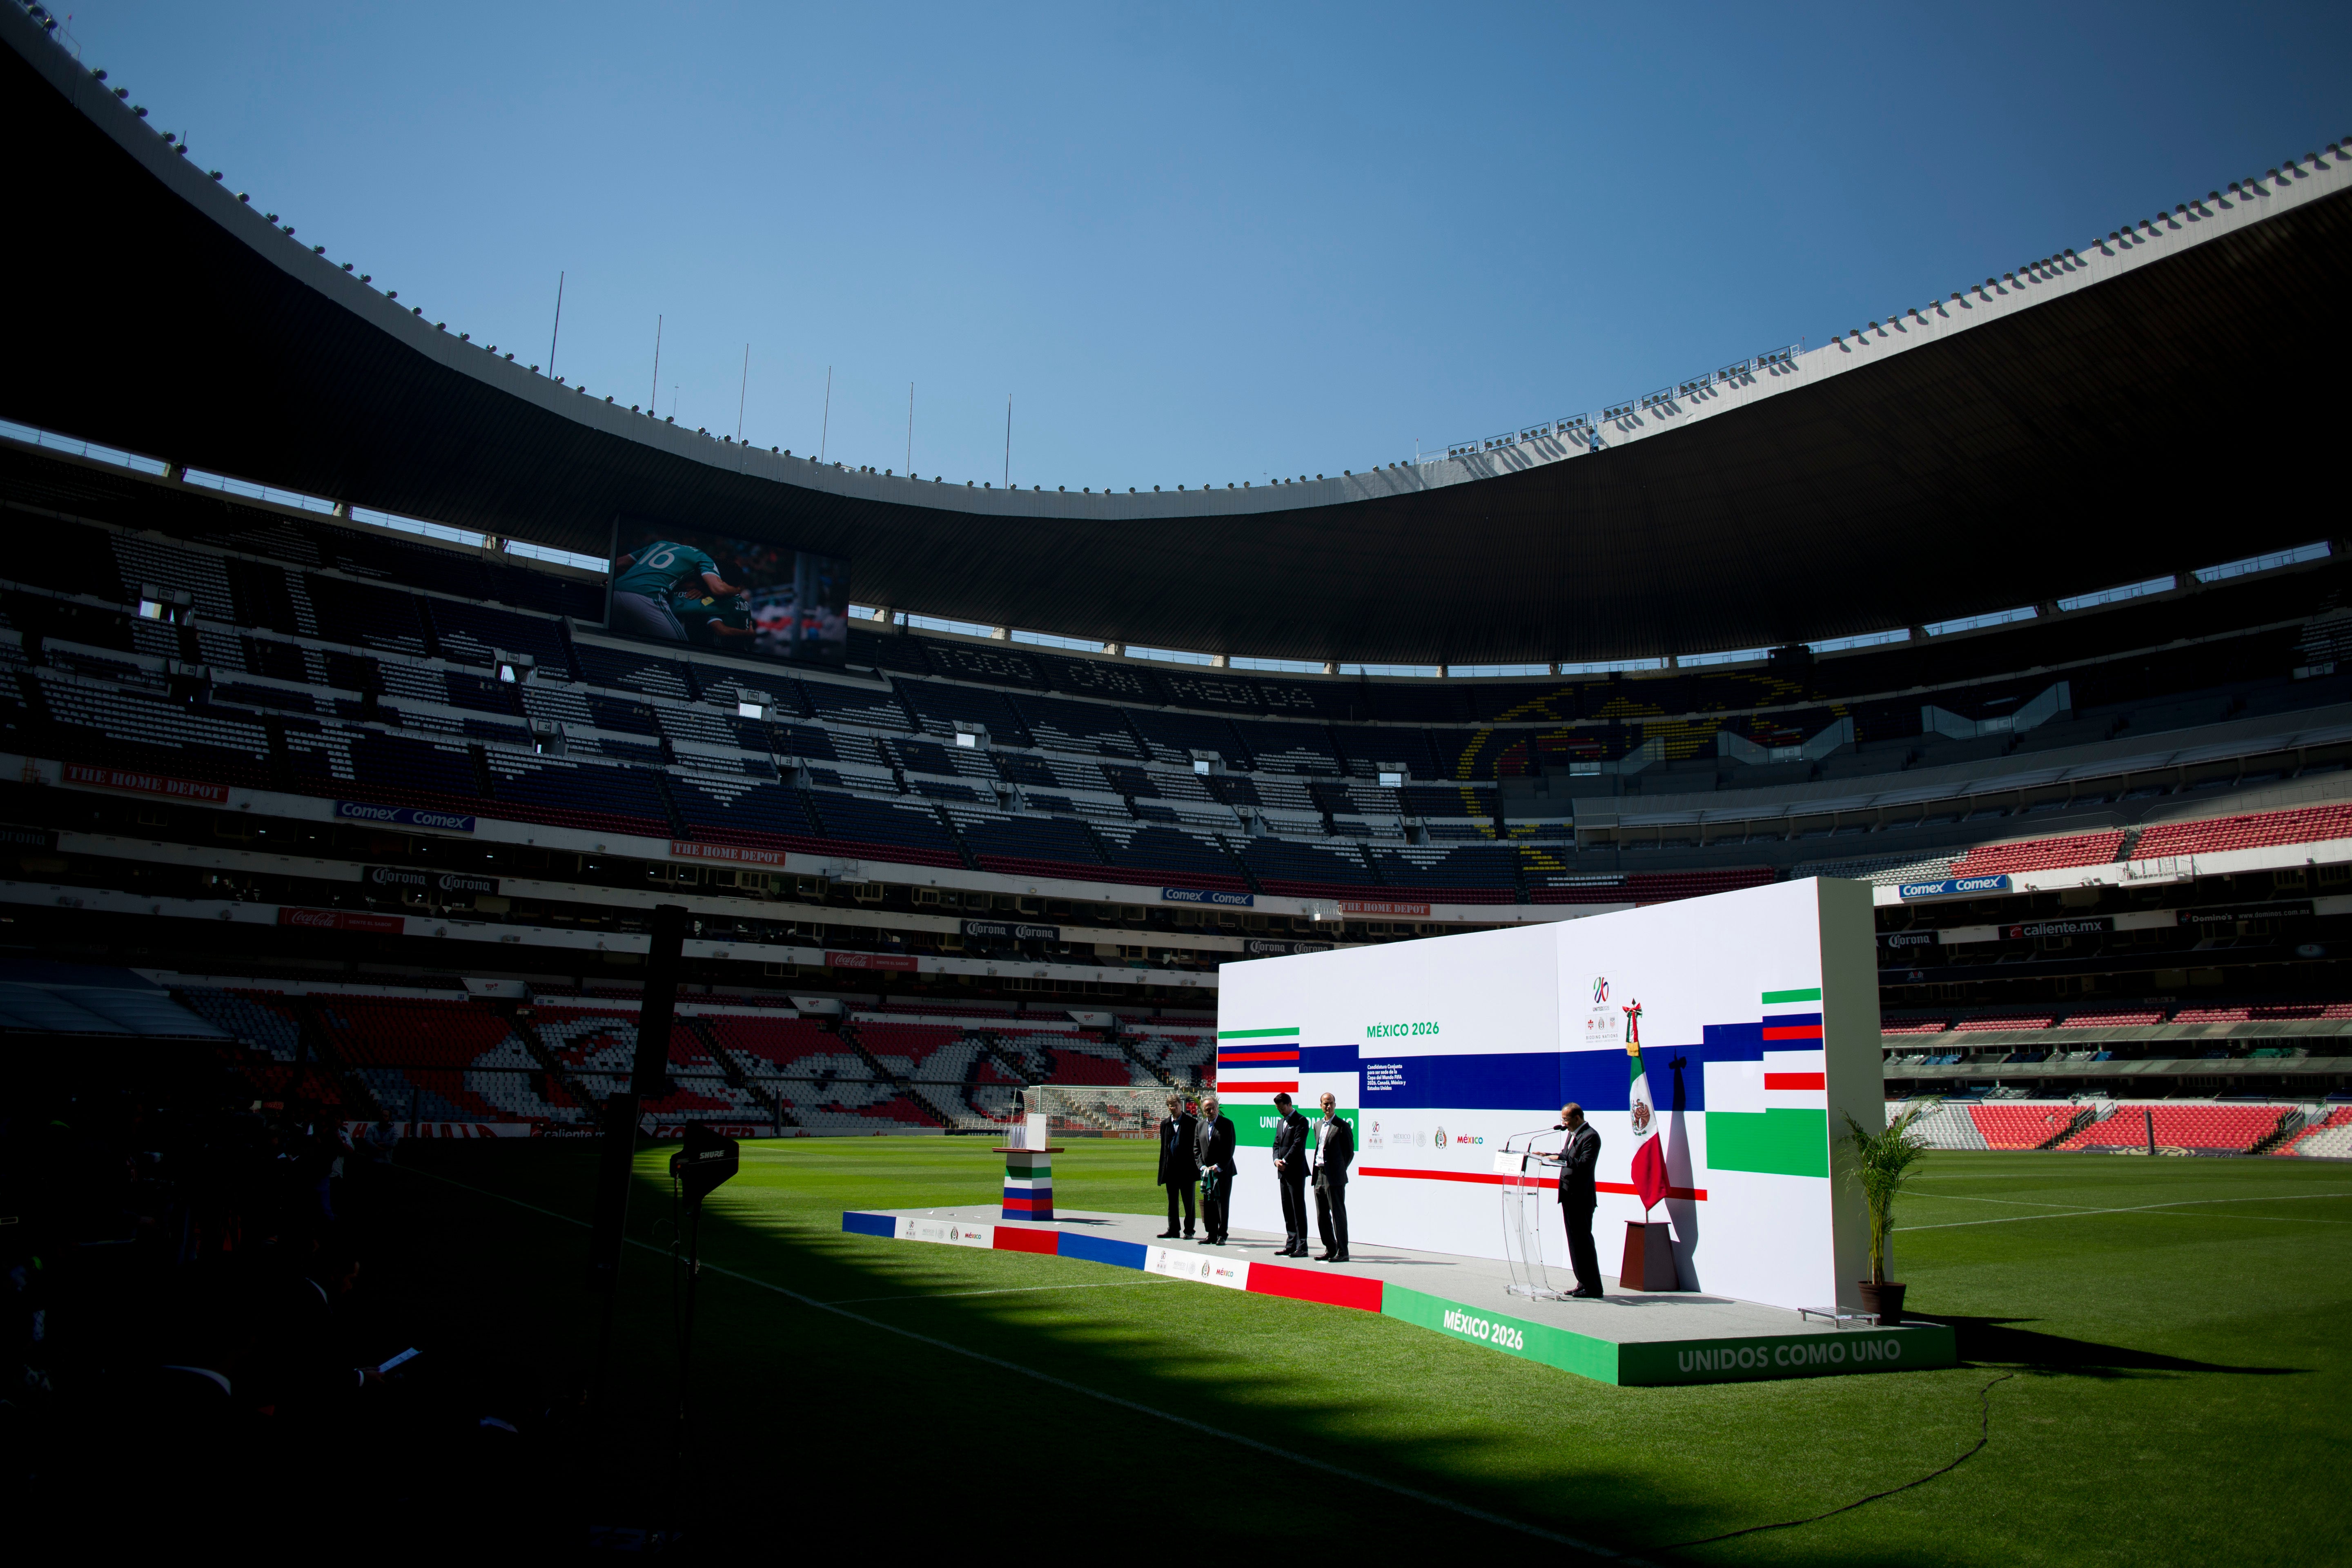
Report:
1311,1091,1354,1263
1550,1102,1604,1298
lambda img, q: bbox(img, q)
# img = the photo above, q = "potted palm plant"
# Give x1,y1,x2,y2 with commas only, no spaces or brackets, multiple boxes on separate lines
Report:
1842,1101,1935,1324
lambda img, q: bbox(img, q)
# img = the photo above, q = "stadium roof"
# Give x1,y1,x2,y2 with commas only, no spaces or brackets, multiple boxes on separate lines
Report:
6,12,2350,668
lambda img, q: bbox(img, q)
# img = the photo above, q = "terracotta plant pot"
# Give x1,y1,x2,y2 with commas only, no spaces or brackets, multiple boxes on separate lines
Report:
1857,1280,1907,1325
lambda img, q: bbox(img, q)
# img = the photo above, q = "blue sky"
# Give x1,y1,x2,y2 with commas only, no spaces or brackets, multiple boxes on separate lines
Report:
58,2,2352,492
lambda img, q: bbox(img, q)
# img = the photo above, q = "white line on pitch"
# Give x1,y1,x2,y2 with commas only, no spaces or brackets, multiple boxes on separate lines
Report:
1898,1192,2352,1232
398,1166,1645,1564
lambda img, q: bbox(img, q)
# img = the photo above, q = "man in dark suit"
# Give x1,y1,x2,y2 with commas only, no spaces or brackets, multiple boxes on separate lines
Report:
1270,1092,1312,1256
1194,1094,1237,1244
1311,1091,1354,1262
1550,1102,1604,1297
1156,1095,1199,1238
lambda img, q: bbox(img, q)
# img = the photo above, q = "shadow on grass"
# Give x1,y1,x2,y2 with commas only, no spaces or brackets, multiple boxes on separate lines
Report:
408,1144,2058,1568
1919,1315,2307,1378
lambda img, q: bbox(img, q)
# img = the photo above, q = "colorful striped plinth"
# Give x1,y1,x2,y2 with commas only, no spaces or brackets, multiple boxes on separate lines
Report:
840,1209,1957,1387
993,1145,1062,1221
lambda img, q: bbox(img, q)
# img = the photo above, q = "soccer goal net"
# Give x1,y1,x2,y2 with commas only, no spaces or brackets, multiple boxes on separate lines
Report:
1022,1084,1179,1140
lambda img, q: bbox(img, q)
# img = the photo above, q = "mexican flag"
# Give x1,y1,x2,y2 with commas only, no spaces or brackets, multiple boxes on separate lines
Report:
1628,1044,1668,1212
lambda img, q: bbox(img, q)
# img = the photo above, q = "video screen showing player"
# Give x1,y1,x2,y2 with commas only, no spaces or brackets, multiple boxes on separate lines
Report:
607,521,849,666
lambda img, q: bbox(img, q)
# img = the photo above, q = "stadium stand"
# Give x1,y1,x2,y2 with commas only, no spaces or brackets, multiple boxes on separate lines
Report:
1949,831,2127,878
1949,1014,2059,1033
2273,1107,2352,1159
2133,804,2352,861
5,178,2352,1121
2058,1103,2296,1153
1967,1101,2092,1149
1898,1101,1990,1151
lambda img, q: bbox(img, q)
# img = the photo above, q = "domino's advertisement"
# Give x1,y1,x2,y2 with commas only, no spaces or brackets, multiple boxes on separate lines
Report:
1214,880,1881,1314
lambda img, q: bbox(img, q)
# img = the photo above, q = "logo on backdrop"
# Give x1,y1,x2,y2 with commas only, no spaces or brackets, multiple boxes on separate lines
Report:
1584,980,1624,1040
1433,1125,1447,1149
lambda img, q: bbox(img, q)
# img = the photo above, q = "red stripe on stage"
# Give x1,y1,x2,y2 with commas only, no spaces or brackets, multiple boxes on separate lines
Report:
1214,1080,1298,1093
1215,1050,1300,1063
1245,1261,1384,1313
1761,1025,1824,1040
1357,1167,1706,1200
1764,1072,1826,1090
992,1225,1058,1254
1360,1165,1552,1188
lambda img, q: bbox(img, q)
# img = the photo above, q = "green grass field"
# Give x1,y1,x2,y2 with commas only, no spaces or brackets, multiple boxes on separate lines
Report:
383,1138,2349,1564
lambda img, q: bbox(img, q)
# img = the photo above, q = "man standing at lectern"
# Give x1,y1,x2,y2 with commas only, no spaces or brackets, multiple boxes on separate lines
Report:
1312,1091,1354,1263
1270,1092,1312,1257
1156,1095,1199,1239
1553,1102,1604,1298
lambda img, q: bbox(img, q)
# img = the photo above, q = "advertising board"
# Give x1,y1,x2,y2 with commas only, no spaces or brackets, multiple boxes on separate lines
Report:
1214,879,1879,1313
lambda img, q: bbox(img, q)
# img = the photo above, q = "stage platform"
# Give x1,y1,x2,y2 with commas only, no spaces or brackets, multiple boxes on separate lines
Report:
841,1205,1955,1386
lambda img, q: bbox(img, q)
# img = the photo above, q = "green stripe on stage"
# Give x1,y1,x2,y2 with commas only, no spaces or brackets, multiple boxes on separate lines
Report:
1760,986,1822,1004
1216,1027,1301,1039
1379,1285,1621,1383
1381,1285,1956,1386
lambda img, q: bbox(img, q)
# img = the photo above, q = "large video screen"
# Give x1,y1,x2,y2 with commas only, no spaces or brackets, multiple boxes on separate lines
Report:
605,519,849,667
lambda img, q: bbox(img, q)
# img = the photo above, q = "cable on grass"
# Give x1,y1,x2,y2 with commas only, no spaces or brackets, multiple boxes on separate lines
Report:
1659,1373,2014,1551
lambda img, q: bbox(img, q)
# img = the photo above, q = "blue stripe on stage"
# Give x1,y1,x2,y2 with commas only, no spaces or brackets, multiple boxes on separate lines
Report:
1056,1232,1148,1270
840,1211,895,1238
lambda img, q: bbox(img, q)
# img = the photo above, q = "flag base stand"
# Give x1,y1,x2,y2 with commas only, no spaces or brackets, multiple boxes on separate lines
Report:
1619,1219,1680,1292
1796,1305,1875,1330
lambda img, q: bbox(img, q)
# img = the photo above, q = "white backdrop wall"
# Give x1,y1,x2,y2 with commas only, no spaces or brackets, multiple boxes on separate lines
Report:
1215,878,1880,1313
